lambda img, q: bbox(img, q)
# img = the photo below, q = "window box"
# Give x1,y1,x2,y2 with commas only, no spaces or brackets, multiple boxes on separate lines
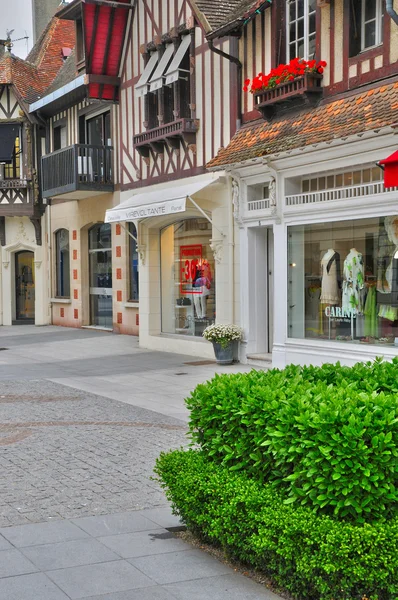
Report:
133,118,199,157
254,72,323,121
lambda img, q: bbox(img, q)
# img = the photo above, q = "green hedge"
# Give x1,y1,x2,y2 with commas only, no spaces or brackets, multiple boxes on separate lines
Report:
155,449,398,600
186,360,398,522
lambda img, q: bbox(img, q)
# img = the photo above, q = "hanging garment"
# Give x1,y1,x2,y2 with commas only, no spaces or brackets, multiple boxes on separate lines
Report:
364,286,377,337
320,249,341,304
342,248,365,313
377,217,398,293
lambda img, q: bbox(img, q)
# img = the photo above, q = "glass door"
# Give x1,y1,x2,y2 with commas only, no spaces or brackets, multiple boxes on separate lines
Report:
89,224,112,329
15,251,35,322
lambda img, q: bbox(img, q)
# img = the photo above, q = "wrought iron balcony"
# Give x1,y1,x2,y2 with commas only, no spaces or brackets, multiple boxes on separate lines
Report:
133,118,199,156
41,144,114,199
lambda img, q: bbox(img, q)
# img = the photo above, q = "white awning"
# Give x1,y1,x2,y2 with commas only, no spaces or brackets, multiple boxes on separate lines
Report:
149,43,175,92
135,52,159,98
165,35,191,85
105,174,221,223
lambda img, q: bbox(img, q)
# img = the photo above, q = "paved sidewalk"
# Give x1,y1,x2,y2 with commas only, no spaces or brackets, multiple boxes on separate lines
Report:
0,506,279,600
0,326,279,600
0,326,252,421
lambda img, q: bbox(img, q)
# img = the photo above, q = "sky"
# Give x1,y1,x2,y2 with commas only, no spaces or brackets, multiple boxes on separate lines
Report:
0,0,33,58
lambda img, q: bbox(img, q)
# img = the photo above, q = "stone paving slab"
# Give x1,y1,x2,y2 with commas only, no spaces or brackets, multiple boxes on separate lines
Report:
0,509,280,600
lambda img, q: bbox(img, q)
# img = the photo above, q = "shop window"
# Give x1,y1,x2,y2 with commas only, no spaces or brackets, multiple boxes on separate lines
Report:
4,136,20,179
160,218,215,337
286,0,316,61
128,222,139,301
349,0,383,57
301,166,383,193
55,229,70,298
288,216,398,346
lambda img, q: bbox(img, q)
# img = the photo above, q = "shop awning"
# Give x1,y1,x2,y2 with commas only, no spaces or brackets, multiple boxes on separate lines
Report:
379,150,398,188
105,174,221,223
165,35,191,85
0,124,19,163
149,43,175,92
135,52,159,98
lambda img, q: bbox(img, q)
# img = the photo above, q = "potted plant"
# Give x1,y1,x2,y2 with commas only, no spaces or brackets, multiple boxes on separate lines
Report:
203,324,243,365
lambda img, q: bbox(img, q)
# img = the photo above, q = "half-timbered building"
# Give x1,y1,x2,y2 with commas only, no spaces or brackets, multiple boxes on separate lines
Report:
30,0,132,332
208,0,398,368
0,18,74,326
103,0,249,356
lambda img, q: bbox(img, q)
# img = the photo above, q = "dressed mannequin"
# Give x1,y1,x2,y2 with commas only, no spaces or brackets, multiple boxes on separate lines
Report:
193,262,211,319
320,249,341,305
342,248,364,312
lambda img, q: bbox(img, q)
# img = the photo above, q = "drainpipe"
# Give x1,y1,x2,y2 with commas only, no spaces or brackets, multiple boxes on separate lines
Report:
207,39,242,131
386,0,398,25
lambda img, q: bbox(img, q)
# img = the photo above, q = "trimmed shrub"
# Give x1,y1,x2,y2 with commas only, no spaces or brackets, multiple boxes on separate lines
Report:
155,449,398,600
185,360,398,522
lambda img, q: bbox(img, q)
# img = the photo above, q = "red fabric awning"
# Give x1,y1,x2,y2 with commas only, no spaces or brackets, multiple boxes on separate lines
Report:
379,150,398,188
83,0,131,101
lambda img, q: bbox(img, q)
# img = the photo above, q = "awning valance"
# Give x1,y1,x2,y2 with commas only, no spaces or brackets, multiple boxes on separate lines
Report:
105,174,221,223
0,124,19,163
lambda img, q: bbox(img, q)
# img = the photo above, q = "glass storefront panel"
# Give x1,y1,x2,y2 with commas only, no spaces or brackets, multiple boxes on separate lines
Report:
160,218,215,337
288,216,398,346
89,223,112,328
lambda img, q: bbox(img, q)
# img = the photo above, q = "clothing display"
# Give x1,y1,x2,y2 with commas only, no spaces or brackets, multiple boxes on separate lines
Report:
320,249,341,304
193,263,211,319
342,248,364,312
364,285,377,337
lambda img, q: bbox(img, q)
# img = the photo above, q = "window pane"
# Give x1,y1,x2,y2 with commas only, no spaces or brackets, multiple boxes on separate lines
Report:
288,217,398,345
309,0,317,12
129,223,139,301
372,166,382,181
302,180,310,192
318,177,326,191
298,17,304,39
289,0,296,22
56,229,70,297
336,174,343,187
364,21,376,48
290,22,296,43
290,43,297,60
298,39,305,58
308,35,316,58
344,172,353,187
309,12,316,35
327,175,335,189
297,0,304,18
310,178,318,191
365,0,376,21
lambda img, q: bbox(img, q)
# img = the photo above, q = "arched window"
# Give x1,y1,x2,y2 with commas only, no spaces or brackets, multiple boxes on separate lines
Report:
129,222,139,301
55,229,70,297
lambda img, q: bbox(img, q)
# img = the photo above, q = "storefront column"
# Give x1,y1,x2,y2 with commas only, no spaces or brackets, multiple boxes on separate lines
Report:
272,222,288,368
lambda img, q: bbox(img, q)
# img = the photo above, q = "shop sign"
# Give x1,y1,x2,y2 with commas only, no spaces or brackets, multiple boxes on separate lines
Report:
180,245,202,295
106,198,186,222
325,306,357,319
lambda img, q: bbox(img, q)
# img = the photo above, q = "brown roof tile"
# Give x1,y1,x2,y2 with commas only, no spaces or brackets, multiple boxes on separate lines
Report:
207,81,398,168
191,0,264,32
0,17,75,104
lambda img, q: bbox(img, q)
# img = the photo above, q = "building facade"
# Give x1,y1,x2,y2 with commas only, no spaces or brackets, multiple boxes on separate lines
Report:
208,0,398,368
0,18,74,326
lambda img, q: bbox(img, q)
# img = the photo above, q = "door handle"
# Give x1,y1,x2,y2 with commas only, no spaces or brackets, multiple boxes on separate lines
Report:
289,305,296,309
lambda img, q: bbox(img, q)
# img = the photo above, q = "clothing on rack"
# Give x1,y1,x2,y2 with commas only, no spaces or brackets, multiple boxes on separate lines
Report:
364,285,377,337
342,248,364,313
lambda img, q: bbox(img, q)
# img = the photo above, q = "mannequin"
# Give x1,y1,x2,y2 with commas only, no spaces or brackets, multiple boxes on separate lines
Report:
193,263,211,319
320,248,341,305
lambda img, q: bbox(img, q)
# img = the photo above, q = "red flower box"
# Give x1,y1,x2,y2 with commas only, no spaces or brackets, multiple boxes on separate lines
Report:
244,58,326,121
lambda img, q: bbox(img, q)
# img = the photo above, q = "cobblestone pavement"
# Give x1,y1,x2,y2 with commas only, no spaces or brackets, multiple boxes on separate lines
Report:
0,379,186,528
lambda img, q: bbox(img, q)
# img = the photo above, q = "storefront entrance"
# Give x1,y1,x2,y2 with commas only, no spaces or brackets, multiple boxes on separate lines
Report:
88,223,112,329
15,251,35,323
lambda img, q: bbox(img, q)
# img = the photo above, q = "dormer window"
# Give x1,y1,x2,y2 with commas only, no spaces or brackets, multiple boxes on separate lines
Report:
350,0,384,56
286,0,316,60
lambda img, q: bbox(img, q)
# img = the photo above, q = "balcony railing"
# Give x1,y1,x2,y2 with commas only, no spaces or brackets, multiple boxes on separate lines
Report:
41,144,114,198
133,118,199,156
0,178,32,216
285,181,398,208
